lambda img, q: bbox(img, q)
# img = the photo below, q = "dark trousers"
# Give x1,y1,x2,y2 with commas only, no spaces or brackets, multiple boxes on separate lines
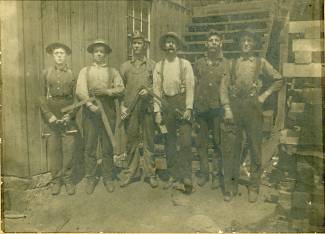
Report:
125,104,155,178
163,94,192,181
83,98,116,182
47,126,76,184
221,96,263,193
196,108,223,178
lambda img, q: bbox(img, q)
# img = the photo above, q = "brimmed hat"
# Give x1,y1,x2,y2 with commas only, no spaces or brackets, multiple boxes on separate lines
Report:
87,39,112,54
46,42,71,55
131,30,150,44
236,28,261,45
159,32,183,50
206,29,223,40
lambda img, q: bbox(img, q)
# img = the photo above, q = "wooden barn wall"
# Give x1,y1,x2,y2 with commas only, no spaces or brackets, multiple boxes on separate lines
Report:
150,0,192,61
1,0,191,177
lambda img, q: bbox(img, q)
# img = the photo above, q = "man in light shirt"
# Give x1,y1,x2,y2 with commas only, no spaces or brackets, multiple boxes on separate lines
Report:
153,32,195,193
76,39,124,194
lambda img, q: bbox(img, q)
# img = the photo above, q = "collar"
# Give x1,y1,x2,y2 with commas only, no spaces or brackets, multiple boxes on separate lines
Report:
204,52,224,66
131,56,147,64
92,62,108,67
239,54,255,62
54,64,68,72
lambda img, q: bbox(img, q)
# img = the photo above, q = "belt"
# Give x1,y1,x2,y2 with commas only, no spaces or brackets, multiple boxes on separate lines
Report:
50,95,73,99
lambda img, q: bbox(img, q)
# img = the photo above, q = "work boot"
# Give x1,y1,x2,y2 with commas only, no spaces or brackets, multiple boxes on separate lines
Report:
211,176,220,190
51,182,62,196
120,177,131,188
197,175,209,187
65,183,76,195
163,177,176,190
183,178,193,194
149,176,159,188
103,180,115,193
85,178,98,195
223,192,233,202
248,188,259,203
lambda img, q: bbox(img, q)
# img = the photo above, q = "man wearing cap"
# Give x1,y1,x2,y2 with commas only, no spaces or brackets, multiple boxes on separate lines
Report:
76,39,124,194
153,32,195,193
194,30,230,189
119,31,158,188
220,29,283,202
39,42,77,195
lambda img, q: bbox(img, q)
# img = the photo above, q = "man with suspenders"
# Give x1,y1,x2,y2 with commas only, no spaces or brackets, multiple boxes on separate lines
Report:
153,32,195,193
194,30,230,189
220,29,283,202
40,42,77,195
119,31,158,188
76,39,124,194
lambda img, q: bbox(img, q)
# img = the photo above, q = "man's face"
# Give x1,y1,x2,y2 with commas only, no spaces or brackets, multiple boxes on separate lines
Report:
132,38,146,55
206,35,222,53
240,35,255,53
52,48,67,65
164,37,178,54
93,46,107,63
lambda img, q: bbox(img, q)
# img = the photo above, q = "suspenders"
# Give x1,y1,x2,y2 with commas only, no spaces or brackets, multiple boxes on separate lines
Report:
160,57,185,95
85,66,114,94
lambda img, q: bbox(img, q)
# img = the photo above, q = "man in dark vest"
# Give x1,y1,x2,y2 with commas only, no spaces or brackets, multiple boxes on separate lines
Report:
194,29,230,188
76,39,124,194
153,32,195,193
119,31,158,188
40,42,77,195
220,29,283,202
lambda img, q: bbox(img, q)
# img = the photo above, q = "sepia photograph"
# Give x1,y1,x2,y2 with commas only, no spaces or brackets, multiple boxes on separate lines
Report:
0,0,324,233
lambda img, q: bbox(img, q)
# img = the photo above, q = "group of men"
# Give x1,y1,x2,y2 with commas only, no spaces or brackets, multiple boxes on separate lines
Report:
40,28,282,203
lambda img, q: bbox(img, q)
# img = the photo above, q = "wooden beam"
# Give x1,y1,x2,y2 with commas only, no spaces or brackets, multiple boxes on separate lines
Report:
188,18,270,27
283,63,324,77
294,51,312,64
292,39,324,52
289,20,324,33
184,28,269,36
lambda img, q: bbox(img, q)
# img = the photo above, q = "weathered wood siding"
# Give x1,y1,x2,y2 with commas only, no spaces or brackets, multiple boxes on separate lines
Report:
1,0,190,177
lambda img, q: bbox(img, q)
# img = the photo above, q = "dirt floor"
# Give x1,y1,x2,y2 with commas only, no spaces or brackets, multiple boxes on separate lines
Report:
3,177,279,233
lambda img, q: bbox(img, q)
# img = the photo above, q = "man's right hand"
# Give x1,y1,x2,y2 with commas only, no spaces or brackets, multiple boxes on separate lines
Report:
121,105,128,120
155,112,162,125
88,104,100,114
224,108,234,124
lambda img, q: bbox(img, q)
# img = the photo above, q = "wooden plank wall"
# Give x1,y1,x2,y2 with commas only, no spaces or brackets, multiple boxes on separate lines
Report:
1,0,127,177
1,0,190,177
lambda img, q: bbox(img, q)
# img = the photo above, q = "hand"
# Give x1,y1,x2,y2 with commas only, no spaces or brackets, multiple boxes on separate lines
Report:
121,105,128,120
92,87,111,96
62,114,71,123
48,115,57,124
88,104,100,114
224,109,234,124
257,95,266,104
155,112,162,125
138,89,148,96
183,109,192,121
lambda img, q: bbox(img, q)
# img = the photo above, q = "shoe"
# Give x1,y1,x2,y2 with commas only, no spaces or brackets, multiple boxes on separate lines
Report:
85,178,98,195
183,178,193,194
149,176,159,188
224,192,233,202
248,189,258,203
163,177,175,190
120,177,131,188
51,183,62,195
197,175,209,187
65,183,76,195
211,176,220,190
103,180,115,193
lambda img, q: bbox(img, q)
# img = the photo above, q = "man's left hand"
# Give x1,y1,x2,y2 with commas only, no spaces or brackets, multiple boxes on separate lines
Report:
183,109,192,121
92,88,112,96
62,114,71,123
257,95,266,104
138,89,148,96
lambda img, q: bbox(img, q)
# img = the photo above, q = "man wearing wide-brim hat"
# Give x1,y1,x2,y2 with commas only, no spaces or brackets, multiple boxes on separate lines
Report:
76,39,125,194
40,42,77,196
153,32,195,193
220,28,283,203
119,30,158,188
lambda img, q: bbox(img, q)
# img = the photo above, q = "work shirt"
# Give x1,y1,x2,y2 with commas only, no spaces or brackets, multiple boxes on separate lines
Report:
220,56,283,106
40,64,76,121
120,57,155,108
153,57,195,112
194,55,230,112
76,63,124,101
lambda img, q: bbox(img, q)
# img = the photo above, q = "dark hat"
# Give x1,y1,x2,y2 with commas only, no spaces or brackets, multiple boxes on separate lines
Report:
46,42,71,55
87,39,112,54
159,32,183,50
236,28,261,44
206,29,223,39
